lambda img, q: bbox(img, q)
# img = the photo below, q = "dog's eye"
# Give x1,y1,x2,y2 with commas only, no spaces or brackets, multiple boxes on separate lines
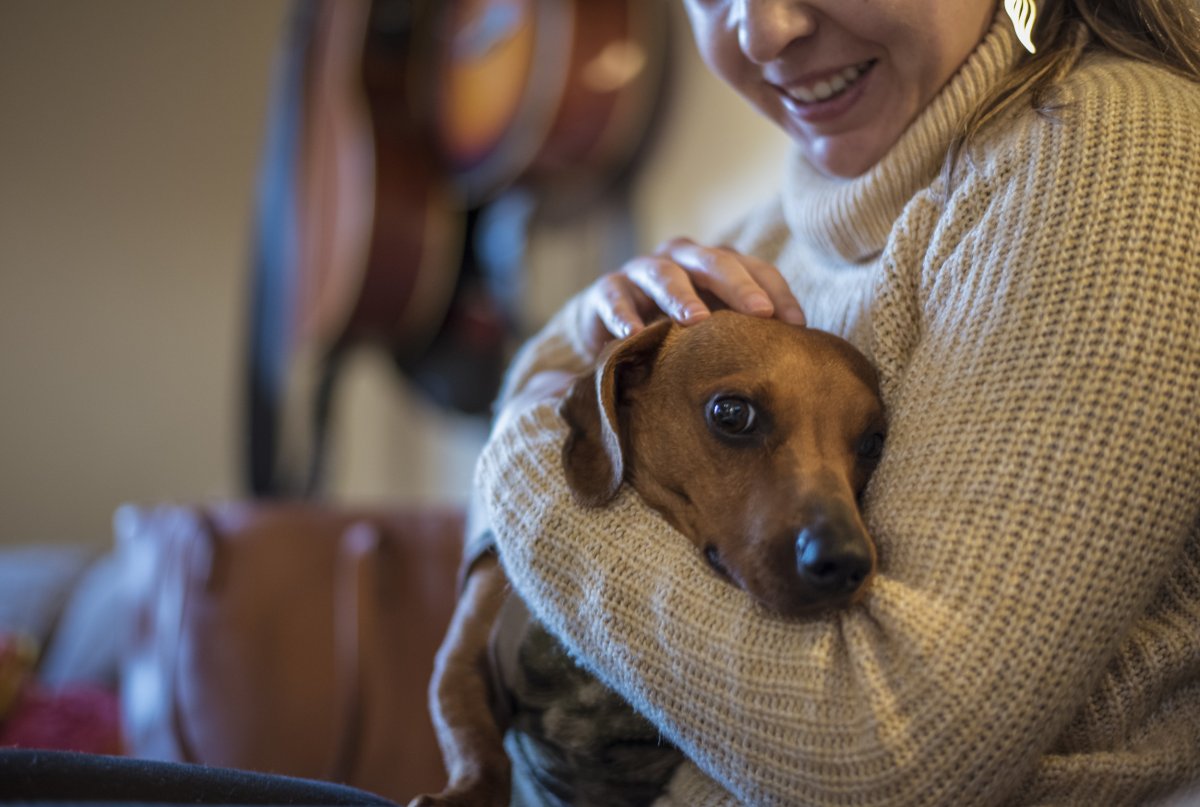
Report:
708,396,758,435
857,432,886,461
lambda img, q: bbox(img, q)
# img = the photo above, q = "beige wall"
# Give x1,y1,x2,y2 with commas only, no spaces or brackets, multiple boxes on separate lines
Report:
0,1,787,550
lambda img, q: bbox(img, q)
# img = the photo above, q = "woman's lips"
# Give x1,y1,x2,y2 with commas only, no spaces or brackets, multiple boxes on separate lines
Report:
775,59,877,123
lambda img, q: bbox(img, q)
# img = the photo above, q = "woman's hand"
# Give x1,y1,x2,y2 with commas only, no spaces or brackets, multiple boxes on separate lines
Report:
581,237,806,353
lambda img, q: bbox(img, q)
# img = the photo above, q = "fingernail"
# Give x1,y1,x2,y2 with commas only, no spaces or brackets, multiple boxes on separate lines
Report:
783,306,807,325
682,303,709,322
744,292,772,314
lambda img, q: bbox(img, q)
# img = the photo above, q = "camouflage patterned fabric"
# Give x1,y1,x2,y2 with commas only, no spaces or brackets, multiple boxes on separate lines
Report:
491,595,683,807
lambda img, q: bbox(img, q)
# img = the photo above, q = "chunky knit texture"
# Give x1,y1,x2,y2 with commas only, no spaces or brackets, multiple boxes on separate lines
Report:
476,12,1200,806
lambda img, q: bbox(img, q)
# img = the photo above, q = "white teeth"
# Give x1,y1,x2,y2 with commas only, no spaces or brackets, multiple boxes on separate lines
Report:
787,61,870,105
814,74,847,100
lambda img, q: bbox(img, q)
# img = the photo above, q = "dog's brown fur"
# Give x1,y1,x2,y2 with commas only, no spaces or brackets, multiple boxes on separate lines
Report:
411,311,886,807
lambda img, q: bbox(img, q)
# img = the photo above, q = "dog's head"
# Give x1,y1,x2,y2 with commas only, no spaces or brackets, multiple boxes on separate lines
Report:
559,310,886,617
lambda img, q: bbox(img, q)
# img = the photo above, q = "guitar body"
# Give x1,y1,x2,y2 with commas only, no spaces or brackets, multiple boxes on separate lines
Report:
300,0,463,357
247,0,463,497
392,0,672,415
245,0,671,496
434,0,670,206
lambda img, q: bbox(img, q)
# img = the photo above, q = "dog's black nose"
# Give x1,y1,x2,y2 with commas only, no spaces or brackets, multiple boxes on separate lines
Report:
795,527,872,595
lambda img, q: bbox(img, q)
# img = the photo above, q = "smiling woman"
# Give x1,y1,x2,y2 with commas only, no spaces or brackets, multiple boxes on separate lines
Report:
473,0,1200,804
682,0,996,177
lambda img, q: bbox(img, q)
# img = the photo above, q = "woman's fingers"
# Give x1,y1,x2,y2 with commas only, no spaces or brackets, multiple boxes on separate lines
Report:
660,239,806,326
623,254,713,325
582,272,652,352
657,238,771,317
584,237,806,347
736,252,807,326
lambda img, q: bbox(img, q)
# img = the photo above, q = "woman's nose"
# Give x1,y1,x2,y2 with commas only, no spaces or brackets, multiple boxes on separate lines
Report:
737,0,817,64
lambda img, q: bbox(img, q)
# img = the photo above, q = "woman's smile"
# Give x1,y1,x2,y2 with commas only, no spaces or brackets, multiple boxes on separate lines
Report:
775,59,874,106
683,0,996,177
772,59,877,124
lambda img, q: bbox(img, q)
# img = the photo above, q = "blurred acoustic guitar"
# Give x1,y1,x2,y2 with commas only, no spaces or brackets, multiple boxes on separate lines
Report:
246,0,463,497
434,0,669,208
245,0,669,497
396,0,670,418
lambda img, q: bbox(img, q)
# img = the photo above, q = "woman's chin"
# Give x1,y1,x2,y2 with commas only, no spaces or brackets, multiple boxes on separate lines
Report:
798,134,891,179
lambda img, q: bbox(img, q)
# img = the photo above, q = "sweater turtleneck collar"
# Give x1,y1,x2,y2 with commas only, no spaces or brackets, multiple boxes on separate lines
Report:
781,8,1023,264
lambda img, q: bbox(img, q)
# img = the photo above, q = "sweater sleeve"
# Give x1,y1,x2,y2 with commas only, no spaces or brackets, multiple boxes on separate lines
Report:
494,291,600,409
478,62,1200,806
460,289,606,574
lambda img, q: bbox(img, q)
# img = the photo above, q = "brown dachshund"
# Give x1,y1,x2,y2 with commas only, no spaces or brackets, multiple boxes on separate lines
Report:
412,311,887,807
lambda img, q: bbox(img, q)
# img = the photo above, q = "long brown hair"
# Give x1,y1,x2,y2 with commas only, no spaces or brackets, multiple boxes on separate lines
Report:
960,0,1200,145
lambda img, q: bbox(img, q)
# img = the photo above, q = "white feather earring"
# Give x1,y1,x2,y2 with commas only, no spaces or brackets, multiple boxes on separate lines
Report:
1004,0,1039,54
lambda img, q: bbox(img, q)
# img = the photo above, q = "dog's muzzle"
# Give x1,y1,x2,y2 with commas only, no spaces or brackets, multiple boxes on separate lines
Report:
794,523,873,598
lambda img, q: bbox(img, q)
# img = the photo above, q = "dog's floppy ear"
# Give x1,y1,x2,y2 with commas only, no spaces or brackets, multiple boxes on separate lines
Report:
559,320,672,506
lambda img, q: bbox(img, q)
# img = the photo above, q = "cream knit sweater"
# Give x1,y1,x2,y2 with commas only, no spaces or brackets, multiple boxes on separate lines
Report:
475,13,1200,807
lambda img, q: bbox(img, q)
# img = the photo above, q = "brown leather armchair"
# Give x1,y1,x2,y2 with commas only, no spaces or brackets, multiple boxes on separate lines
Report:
117,501,463,804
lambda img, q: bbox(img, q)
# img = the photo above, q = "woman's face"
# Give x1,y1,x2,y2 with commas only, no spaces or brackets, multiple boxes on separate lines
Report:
683,0,996,177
